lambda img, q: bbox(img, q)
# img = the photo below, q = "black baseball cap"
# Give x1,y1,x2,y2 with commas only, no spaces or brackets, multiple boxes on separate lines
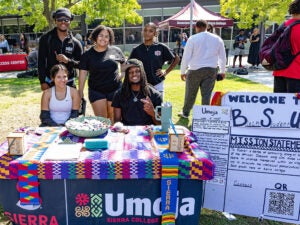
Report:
53,8,73,20
122,58,144,73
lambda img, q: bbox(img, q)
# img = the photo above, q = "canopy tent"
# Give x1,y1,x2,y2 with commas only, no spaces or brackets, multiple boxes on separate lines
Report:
158,1,233,29
158,1,234,59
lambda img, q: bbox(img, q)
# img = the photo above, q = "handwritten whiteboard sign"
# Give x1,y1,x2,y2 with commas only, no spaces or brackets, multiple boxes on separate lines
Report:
193,92,300,224
222,92,300,129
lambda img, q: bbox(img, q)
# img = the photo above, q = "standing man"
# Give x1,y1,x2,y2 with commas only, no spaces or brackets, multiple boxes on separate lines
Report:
232,29,247,68
129,22,179,98
178,20,226,119
38,8,83,91
112,58,162,125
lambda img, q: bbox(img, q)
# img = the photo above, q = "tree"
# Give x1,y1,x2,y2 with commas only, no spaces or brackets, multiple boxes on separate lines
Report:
0,0,142,32
220,0,292,29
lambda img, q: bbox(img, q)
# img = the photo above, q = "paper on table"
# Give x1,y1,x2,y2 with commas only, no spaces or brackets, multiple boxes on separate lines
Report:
42,143,82,161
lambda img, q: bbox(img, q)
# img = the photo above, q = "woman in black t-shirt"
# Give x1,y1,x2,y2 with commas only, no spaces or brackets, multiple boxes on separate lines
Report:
79,25,125,123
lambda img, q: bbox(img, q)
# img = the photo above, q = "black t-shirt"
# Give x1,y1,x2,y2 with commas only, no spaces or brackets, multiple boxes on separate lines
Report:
129,42,175,86
112,86,162,125
79,46,125,93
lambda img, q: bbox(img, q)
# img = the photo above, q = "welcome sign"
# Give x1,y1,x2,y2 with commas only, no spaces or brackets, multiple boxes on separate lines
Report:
222,92,300,128
193,92,300,224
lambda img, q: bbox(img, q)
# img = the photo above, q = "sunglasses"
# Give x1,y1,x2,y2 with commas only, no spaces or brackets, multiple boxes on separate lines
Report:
56,18,70,23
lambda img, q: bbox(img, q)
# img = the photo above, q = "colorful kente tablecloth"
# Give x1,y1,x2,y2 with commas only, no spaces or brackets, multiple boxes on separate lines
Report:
0,125,215,224
0,126,214,181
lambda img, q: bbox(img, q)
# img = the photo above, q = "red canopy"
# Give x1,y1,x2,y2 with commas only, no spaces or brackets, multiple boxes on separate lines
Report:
158,2,233,29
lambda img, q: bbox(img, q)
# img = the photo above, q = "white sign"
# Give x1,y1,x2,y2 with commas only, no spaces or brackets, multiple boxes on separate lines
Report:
222,92,300,129
193,92,300,224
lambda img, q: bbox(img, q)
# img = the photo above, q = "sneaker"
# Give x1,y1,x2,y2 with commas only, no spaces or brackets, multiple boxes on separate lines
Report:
178,112,189,119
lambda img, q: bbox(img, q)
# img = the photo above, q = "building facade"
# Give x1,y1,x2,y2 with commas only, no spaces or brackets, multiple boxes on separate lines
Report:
0,0,222,52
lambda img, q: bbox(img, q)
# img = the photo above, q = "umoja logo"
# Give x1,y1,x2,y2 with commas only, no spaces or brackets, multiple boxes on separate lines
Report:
74,192,196,218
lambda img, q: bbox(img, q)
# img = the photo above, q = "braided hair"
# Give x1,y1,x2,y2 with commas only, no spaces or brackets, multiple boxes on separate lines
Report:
120,62,150,100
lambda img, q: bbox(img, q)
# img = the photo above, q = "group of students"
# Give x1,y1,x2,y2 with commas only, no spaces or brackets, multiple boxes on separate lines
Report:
39,8,179,127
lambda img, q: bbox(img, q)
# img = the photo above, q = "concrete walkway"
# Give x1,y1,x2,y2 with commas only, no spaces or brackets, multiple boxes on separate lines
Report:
0,71,21,79
227,66,273,88
226,55,274,88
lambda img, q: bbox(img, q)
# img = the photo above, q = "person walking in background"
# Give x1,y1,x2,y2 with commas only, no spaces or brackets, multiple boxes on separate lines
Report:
74,33,85,50
232,29,247,68
247,28,260,69
40,64,80,127
19,33,29,54
178,20,226,119
273,0,300,93
207,24,214,33
0,34,10,53
78,25,125,123
38,8,83,91
181,32,188,48
112,58,162,125
129,22,179,98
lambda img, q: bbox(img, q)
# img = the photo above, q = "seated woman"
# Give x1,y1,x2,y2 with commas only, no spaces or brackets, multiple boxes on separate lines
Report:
112,58,162,125
40,64,80,126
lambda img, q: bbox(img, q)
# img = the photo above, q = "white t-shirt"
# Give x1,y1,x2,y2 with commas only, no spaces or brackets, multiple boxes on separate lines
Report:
49,86,72,124
180,31,226,74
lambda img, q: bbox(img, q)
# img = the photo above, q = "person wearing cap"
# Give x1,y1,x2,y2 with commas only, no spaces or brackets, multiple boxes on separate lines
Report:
78,25,125,123
128,22,179,98
112,59,162,126
38,7,83,91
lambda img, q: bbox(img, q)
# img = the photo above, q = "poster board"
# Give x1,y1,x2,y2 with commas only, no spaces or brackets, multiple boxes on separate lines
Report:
192,92,300,224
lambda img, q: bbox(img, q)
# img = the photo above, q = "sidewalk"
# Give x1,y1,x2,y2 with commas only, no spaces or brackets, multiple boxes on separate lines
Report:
0,71,20,79
226,55,274,88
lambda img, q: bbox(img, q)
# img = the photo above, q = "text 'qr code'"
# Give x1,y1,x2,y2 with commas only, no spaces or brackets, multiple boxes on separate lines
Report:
268,192,295,216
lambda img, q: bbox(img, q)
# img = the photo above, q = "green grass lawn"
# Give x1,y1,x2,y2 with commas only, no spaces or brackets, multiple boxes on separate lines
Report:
164,67,272,130
1,68,291,225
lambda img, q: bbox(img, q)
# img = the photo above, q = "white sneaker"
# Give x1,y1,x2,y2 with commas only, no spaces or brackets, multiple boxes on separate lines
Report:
178,112,189,119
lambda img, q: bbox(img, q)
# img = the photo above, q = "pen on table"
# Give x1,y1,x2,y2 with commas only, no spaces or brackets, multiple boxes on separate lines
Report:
169,119,178,137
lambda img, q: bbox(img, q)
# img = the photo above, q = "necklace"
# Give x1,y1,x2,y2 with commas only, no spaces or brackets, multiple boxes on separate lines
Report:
144,44,152,51
131,90,140,102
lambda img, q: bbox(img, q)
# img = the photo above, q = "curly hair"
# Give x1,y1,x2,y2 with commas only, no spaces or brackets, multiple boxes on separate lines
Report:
90,25,115,45
289,0,300,15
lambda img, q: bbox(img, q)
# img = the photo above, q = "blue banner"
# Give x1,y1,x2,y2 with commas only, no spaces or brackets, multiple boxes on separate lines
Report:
0,179,203,225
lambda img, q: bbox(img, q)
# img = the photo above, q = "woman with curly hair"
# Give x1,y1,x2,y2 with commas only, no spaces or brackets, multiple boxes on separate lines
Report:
78,25,125,123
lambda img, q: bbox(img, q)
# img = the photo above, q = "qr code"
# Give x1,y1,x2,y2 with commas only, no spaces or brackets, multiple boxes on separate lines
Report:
268,192,295,216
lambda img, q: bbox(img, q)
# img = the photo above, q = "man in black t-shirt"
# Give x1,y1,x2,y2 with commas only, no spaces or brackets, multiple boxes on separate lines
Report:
112,59,162,126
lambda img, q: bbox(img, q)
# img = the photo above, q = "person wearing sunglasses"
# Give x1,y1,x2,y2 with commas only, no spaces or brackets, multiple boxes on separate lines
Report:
38,8,83,91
